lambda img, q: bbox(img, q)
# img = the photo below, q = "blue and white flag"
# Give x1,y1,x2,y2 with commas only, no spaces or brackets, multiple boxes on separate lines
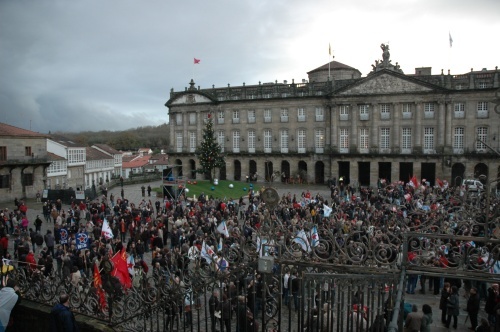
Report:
217,237,223,252
75,232,89,250
323,204,332,217
101,218,114,239
201,241,217,263
310,226,320,248
217,220,230,238
294,229,311,252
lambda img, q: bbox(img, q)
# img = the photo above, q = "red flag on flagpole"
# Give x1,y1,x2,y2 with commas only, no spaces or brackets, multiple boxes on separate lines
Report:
194,58,201,64
93,263,107,309
436,178,444,188
111,248,132,289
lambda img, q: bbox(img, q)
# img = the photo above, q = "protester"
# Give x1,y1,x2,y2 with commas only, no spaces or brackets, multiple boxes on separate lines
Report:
50,293,79,331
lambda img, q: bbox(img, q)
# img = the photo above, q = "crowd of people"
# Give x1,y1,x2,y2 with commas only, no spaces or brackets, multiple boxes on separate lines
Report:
0,177,498,331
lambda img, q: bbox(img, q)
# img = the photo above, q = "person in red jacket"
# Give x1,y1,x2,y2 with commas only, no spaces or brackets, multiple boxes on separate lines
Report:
25,250,38,273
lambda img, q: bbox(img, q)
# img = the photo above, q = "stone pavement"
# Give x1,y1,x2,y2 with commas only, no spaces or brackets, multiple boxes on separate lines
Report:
6,180,493,331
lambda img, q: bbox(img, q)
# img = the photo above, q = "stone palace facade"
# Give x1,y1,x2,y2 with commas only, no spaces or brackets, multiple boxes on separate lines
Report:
165,45,500,188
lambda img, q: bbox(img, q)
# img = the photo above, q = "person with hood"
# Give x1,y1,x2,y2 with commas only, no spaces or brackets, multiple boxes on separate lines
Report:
0,278,20,330
50,293,79,331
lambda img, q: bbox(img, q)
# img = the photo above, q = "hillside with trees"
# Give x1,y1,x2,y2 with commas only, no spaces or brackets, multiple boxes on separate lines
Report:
56,123,170,152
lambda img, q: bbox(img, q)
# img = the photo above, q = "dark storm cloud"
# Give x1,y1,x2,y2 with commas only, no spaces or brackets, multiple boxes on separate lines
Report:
0,0,498,134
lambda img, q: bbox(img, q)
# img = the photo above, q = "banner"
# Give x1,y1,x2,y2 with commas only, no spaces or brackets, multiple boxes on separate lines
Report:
101,218,114,239
59,228,69,245
111,248,132,289
75,232,89,250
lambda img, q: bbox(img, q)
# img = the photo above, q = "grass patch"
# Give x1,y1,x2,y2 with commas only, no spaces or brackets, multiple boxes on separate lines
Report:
155,180,262,200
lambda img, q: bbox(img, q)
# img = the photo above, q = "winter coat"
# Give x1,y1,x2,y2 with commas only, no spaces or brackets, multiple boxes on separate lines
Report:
50,303,79,331
447,292,459,316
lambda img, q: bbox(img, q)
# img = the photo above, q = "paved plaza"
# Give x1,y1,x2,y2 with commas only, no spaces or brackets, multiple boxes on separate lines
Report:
4,180,493,331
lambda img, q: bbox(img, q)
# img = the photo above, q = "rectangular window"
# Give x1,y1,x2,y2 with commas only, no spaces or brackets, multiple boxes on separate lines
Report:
189,132,196,152
247,110,256,123
280,129,289,153
218,111,225,124
477,102,488,118
264,129,272,153
424,103,435,119
315,129,325,153
232,110,240,124
297,129,306,153
402,103,412,119
359,128,369,153
339,128,349,153
217,131,225,152
380,104,391,120
359,105,369,121
297,108,306,122
380,128,390,151
476,127,488,151
402,128,412,153
0,147,6,161
264,109,272,123
339,105,349,121
454,103,465,118
233,131,240,152
248,130,255,153
189,113,196,125
175,113,182,125
22,173,34,186
423,127,435,152
0,174,10,188
453,127,464,153
315,107,324,121
176,132,183,152
25,146,32,156
281,108,289,122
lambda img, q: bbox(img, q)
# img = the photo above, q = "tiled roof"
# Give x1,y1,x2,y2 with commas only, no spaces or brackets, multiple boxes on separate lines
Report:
86,147,113,161
307,61,359,74
0,122,48,138
93,144,120,155
47,152,66,161
49,134,85,147
153,155,170,165
123,155,151,169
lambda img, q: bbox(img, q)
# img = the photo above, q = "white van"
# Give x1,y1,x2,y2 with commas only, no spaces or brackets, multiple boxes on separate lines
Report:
462,179,484,191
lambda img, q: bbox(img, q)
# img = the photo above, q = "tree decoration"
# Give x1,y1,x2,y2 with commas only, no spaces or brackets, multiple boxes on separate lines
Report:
195,113,225,181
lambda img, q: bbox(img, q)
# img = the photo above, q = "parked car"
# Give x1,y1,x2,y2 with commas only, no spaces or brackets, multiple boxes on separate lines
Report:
462,179,484,191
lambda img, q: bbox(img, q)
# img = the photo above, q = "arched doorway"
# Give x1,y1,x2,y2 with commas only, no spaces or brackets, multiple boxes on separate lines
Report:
249,160,257,181
174,159,183,177
234,160,241,181
189,159,196,179
315,161,325,184
474,163,488,181
219,164,226,180
298,161,308,184
451,163,465,187
265,161,274,182
281,161,290,183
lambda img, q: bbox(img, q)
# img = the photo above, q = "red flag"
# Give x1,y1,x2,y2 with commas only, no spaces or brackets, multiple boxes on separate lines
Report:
409,175,418,187
193,58,200,64
111,248,132,289
436,178,444,188
93,263,107,309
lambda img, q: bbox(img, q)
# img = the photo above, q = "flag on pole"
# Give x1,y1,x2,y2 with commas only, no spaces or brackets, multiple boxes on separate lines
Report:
217,220,230,237
449,32,453,48
111,248,132,289
436,178,444,188
101,218,114,239
409,175,418,188
310,226,320,248
93,263,107,309
329,43,331,56
194,58,201,64
127,254,135,278
323,204,332,217
294,229,311,252
201,241,217,263
217,237,223,252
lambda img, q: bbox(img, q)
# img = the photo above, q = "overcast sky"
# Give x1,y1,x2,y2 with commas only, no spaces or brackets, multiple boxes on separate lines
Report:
1,0,499,134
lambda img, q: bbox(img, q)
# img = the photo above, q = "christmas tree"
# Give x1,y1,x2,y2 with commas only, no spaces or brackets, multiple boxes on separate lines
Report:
195,113,225,181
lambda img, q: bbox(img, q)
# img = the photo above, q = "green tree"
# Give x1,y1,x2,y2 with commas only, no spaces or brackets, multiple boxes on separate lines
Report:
195,114,225,181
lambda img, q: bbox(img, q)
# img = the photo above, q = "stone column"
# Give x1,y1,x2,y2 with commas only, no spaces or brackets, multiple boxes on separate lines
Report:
331,160,339,181
445,102,453,152
331,105,337,150
391,161,399,184
350,103,357,150
393,103,400,151
371,103,378,150
414,103,422,151
438,101,445,147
